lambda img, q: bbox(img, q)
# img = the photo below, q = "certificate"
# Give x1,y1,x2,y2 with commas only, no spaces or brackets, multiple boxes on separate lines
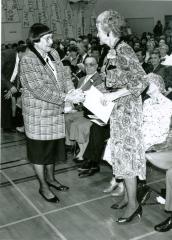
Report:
83,86,115,124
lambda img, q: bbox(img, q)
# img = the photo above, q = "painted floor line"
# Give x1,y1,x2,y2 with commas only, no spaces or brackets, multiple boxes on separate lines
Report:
1,171,68,240
129,230,156,240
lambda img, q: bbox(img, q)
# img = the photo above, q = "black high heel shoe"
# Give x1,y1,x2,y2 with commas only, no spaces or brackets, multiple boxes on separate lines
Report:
116,205,142,224
39,189,59,203
47,181,69,191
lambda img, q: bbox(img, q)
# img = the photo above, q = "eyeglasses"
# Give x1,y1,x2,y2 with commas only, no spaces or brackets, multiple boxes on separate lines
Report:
85,63,96,67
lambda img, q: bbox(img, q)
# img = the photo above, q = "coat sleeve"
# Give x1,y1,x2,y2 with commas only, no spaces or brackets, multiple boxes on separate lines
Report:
106,43,148,97
20,57,66,105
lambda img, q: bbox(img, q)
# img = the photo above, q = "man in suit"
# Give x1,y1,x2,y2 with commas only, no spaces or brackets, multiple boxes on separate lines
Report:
65,56,105,162
135,48,152,74
1,49,18,131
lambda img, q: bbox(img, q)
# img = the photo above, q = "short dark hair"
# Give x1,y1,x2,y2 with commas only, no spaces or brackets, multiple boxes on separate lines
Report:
68,45,78,53
84,56,97,64
135,48,146,56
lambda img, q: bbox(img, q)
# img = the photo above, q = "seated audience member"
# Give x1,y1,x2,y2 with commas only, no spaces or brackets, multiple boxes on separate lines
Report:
150,50,165,75
65,56,105,162
159,44,169,62
133,41,141,51
77,42,89,72
90,46,101,71
13,45,27,133
140,37,147,52
135,48,153,73
78,122,110,177
62,45,80,88
158,38,166,47
150,51,171,91
145,55,172,232
162,54,172,99
145,41,155,63
141,74,172,226
1,48,18,131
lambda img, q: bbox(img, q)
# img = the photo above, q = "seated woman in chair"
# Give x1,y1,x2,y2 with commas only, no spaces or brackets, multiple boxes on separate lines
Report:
144,71,172,232
143,73,172,232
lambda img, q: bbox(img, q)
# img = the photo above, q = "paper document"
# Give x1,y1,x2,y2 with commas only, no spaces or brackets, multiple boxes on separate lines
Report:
87,114,106,126
90,119,106,126
83,86,115,124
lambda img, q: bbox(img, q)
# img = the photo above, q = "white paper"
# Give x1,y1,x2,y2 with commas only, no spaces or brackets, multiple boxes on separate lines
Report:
83,86,115,124
156,196,165,204
161,54,172,66
90,119,106,126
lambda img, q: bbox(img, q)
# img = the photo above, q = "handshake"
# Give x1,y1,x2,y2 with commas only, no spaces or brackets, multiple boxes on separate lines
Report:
65,89,85,104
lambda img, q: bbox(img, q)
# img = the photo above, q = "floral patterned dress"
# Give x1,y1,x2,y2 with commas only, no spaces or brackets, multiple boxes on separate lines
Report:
106,41,148,179
143,93,172,151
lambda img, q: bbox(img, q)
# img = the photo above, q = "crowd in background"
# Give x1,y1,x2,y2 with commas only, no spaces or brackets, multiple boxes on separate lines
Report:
1,19,172,133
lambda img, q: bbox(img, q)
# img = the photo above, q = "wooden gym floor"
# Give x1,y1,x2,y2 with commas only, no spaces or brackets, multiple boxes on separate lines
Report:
0,130,172,240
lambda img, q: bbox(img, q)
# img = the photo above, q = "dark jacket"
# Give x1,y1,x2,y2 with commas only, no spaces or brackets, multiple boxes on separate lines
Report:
1,49,16,92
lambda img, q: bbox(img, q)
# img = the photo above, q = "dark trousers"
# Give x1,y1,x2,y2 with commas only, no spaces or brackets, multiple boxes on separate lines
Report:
83,123,110,168
1,96,13,129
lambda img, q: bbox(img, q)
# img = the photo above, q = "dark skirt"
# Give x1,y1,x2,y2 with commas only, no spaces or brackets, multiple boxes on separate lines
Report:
26,137,65,165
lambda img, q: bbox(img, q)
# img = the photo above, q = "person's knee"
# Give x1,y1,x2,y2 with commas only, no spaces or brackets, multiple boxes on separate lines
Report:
166,168,172,179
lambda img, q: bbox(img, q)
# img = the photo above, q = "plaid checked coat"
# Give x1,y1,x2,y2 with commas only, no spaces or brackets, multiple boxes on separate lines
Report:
20,47,74,140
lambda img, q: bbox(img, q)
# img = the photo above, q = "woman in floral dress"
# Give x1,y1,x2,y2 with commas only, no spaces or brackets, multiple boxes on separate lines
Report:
96,10,148,223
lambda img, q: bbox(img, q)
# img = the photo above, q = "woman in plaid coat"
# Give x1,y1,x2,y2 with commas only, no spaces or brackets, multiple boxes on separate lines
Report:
20,23,74,202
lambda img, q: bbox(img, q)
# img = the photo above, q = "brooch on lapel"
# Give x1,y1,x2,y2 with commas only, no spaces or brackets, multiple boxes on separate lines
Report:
90,78,94,83
107,49,117,59
107,65,117,70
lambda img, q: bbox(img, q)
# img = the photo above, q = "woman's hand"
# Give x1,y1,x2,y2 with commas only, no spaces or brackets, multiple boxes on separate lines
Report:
66,89,85,104
100,93,111,106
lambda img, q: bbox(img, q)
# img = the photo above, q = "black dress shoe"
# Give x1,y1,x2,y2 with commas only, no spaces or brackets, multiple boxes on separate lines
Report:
47,182,69,191
116,205,142,224
154,217,172,232
78,167,100,178
73,157,84,164
78,161,92,172
88,167,100,176
111,202,127,209
39,189,59,203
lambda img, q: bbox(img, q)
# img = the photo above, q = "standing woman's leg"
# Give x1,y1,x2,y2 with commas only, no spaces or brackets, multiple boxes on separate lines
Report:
27,138,59,201
33,164,57,199
45,164,69,191
117,177,142,223
124,177,138,214
45,139,69,191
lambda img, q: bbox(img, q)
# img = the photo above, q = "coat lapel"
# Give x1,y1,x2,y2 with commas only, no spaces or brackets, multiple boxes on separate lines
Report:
80,72,102,91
